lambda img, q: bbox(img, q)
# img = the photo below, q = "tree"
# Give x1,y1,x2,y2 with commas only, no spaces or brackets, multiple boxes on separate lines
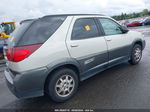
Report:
142,9,149,16
112,9,150,21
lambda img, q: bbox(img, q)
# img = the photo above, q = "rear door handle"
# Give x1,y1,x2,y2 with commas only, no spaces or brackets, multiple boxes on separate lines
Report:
106,39,112,41
70,44,79,47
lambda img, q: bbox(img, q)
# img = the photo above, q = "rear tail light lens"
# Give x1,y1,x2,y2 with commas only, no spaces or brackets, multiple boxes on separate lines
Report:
12,49,31,62
5,44,42,62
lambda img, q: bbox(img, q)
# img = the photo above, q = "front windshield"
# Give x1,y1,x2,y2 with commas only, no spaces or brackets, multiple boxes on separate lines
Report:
0,25,4,33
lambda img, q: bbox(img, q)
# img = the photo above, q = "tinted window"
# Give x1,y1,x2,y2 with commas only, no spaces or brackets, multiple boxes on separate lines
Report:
9,16,66,46
8,21,32,46
98,18,122,35
72,18,99,40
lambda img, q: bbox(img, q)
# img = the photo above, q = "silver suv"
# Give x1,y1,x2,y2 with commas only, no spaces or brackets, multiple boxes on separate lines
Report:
4,14,145,102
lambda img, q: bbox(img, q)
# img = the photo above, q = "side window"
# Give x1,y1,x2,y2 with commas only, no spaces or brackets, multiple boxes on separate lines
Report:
98,18,122,35
72,18,99,40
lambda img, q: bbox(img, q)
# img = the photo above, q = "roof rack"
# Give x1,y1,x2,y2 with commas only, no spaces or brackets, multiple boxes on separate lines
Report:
43,14,105,18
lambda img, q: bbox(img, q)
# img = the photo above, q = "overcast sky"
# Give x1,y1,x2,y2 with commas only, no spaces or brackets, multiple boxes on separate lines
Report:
0,0,150,22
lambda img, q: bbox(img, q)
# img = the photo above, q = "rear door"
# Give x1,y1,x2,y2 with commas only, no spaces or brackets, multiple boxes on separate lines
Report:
97,18,131,65
66,16,108,72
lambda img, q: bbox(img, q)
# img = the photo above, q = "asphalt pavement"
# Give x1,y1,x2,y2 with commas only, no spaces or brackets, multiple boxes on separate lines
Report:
0,26,150,110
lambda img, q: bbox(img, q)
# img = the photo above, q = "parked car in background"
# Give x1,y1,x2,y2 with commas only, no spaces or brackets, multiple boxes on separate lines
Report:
141,18,150,25
0,22,14,59
126,20,141,27
0,45,3,59
0,39,7,59
4,14,145,102
0,21,16,39
119,20,130,26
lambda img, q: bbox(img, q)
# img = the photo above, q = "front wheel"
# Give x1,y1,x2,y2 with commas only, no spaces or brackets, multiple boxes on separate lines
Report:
129,44,142,65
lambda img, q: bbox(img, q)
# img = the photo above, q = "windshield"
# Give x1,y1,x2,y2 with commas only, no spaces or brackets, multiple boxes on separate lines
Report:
0,25,4,33
7,23,15,34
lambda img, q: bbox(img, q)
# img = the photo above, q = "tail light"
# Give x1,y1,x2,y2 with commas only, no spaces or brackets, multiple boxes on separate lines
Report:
5,44,42,62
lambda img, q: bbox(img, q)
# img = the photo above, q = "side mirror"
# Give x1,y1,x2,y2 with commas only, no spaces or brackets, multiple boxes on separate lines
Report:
120,26,129,33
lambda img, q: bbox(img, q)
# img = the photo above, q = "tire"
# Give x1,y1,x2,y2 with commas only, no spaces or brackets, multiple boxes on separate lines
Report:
129,44,142,65
46,68,79,102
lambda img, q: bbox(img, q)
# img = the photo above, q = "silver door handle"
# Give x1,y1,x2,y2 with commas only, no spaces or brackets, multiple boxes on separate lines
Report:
70,45,79,47
106,39,112,41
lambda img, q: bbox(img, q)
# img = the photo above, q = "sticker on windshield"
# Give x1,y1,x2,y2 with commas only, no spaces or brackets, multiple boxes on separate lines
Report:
85,25,91,31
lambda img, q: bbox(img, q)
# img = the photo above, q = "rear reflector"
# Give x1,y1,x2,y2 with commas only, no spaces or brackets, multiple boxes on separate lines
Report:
5,44,42,62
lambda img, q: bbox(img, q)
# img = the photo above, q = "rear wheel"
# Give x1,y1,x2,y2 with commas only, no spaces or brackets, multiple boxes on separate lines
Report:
129,44,142,65
46,68,79,102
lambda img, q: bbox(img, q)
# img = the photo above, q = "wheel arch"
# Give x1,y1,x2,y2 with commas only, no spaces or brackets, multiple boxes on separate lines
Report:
132,39,144,50
44,58,81,93
134,41,143,48
127,39,143,58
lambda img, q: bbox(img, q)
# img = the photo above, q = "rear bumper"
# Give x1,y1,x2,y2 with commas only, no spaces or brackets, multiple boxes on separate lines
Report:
4,67,48,99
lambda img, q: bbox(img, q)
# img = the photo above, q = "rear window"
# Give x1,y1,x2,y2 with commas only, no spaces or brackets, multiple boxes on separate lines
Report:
8,21,33,46
9,16,67,46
